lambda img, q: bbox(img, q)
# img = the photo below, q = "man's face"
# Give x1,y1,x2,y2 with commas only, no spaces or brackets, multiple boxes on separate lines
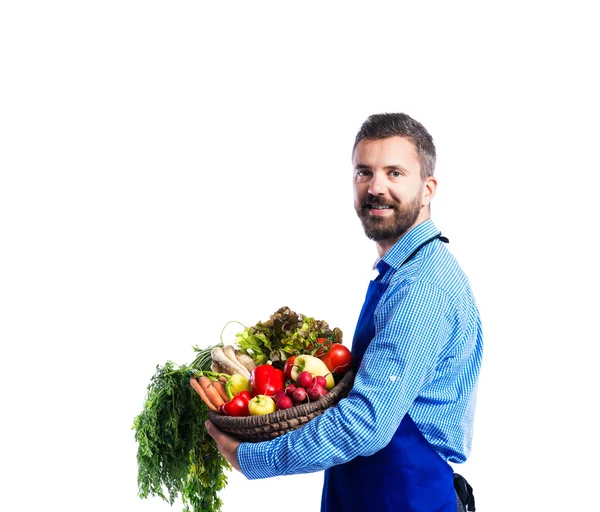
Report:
353,136,435,252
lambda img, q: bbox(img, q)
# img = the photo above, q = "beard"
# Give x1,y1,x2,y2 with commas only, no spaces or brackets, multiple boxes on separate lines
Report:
355,190,423,242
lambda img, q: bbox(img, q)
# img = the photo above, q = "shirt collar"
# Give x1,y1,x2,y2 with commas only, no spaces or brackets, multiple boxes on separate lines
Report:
375,219,440,271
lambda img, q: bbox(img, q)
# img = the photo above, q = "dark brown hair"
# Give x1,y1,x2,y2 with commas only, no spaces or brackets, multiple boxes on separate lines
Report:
353,113,436,178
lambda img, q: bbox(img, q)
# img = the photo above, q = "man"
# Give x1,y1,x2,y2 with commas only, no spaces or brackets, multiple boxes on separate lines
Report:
206,113,482,511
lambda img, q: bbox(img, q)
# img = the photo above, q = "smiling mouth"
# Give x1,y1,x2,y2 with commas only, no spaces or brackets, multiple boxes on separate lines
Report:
364,201,394,211
363,203,395,217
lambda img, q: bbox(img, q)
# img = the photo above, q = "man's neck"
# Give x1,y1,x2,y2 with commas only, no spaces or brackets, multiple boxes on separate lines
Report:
375,213,431,258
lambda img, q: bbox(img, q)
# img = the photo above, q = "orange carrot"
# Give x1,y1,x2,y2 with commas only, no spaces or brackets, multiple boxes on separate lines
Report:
199,376,225,408
189,377,217,411
212,380,230,402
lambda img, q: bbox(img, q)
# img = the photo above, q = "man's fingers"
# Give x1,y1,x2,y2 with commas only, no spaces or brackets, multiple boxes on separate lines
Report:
205,420,229,446
205,419,218,440
205,420,241,472
206,421,235,447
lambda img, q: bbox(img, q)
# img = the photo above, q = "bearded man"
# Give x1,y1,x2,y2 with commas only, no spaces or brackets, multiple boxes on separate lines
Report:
207,113,482,512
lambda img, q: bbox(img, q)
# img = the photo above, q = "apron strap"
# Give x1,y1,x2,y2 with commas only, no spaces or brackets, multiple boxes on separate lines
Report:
402,232,449,266
376,232,449,284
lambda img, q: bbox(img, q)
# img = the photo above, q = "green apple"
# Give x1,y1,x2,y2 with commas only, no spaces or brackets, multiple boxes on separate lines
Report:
248,394,277,416
290,354,335,390
225,374,251,400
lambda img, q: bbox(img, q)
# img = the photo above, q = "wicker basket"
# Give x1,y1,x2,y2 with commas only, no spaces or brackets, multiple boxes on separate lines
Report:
207,370,354,442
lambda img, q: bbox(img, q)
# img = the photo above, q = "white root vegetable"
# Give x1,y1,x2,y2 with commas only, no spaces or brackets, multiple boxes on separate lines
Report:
211,346,247,377
211,361,229,375
222,345,252,378
235,353,256,373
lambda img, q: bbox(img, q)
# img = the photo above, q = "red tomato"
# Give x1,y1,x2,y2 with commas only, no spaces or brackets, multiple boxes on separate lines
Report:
308,337,331,357
320,343,353,374
283,356,297,381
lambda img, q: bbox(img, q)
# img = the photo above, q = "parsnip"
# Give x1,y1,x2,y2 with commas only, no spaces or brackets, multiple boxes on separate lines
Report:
223,345,251,378
211,346,249,378
235,353,256,373
211,361,225,374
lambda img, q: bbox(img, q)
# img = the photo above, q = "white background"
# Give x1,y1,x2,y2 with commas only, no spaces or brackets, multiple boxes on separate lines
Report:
1,2,598,511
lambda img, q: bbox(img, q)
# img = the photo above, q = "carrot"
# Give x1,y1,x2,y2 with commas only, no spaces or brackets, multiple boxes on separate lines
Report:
212,380,230,402
199,376,225,408
189,376,218,411
218,375,228,385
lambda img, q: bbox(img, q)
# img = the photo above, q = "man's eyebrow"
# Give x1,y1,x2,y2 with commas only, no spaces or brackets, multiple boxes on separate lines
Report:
354,163,410,172
383,164,409,172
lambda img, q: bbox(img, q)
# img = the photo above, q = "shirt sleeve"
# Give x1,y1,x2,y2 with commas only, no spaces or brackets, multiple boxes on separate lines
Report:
237,282,453,479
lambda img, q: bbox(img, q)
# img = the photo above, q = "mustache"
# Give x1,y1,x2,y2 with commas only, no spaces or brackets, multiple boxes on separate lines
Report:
362,195,396,208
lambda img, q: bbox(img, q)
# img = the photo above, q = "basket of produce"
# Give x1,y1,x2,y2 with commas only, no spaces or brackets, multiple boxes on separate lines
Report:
205,367,354,442
190,307,355,441
133,306,353,512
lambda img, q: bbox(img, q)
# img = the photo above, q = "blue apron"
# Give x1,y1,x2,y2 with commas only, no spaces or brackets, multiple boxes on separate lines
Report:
321,234,457,512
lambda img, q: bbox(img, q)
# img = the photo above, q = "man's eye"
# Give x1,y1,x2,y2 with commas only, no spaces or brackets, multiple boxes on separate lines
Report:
389,170,402,178
356,170,371,178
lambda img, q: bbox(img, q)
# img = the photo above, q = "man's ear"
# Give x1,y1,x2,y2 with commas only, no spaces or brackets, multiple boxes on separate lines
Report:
422,176,437,207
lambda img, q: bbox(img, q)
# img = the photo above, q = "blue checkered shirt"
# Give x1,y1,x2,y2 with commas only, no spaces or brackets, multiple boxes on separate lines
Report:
238,219,483,479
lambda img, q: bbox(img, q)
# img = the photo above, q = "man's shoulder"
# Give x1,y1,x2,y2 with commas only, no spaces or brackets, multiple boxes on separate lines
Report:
389,241,472,302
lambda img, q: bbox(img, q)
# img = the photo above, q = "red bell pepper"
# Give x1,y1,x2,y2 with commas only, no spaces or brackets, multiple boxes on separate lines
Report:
283,355,297,381
237,390,252,403
221,390,251,417
250,364,285,397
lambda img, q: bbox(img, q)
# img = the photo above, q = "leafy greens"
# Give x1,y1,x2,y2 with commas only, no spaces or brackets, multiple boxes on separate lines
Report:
235,306,343,364
133,345,230,512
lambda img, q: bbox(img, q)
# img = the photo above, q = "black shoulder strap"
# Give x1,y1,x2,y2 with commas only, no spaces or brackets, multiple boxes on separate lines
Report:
402,232,449,267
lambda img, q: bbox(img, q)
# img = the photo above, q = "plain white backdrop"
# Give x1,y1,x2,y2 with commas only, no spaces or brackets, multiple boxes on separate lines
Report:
1,2,598,511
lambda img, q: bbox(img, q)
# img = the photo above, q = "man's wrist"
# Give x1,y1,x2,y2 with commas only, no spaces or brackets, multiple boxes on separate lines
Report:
237,441,281,479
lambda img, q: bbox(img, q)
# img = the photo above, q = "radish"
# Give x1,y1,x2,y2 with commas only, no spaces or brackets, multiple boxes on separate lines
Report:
276,394,294,410
285,384,298,397
307,383,327,401
272,388,286,401
296,371,313,389
314,375,327,388
292,387,307,404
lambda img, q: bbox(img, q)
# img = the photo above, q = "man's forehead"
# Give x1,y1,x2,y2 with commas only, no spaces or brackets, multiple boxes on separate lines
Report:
352,136,419,166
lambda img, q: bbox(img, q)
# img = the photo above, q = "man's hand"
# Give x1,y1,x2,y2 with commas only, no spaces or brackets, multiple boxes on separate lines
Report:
205,420,241,472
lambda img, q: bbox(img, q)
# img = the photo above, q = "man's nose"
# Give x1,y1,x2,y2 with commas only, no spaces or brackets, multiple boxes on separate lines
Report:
368,173,387,196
